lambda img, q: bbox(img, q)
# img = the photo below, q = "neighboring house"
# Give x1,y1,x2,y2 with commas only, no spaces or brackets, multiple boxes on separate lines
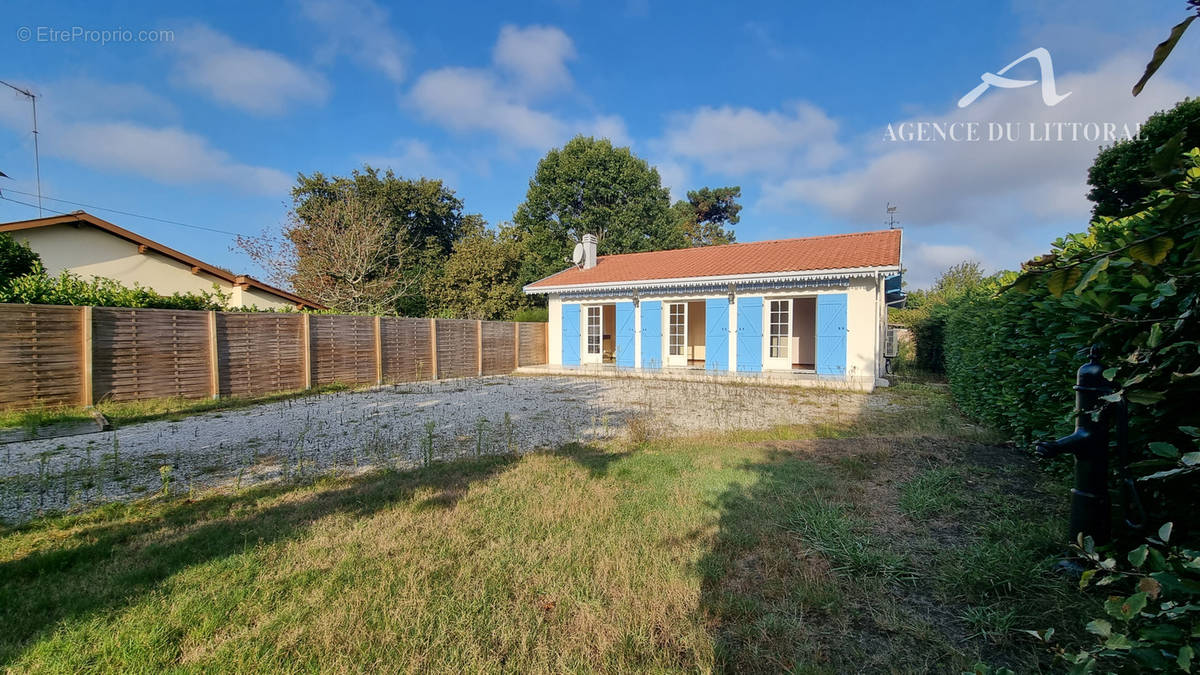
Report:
523,230,903,390
0,211,324,310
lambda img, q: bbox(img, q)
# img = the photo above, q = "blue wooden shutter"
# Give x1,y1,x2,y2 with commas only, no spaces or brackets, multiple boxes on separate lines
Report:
615,302,635,368
705,298,729,371
736,296,762,372
816,293,847,376
561,303,580,366
640,300,662,369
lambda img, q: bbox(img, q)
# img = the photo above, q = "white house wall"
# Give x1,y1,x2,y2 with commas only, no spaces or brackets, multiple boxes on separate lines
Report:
548,294,563,365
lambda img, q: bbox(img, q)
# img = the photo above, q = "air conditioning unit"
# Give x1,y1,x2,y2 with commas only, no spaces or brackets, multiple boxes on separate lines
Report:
885,326,900,358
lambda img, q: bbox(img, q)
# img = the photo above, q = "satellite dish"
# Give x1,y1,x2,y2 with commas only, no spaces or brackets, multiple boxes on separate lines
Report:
571,243,584,267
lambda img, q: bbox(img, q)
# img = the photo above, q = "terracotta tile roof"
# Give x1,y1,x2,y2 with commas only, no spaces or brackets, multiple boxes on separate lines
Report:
526,229,901,290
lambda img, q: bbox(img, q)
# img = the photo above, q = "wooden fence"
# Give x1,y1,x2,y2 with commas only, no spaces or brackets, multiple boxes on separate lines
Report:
0,304,548,410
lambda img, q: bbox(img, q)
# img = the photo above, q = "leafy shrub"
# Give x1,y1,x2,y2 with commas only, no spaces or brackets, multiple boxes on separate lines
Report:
1024,523,1199,673
0,270,228,310
943,147,1200,534
0,233,41,283
512,306,548,322
890,261,985,372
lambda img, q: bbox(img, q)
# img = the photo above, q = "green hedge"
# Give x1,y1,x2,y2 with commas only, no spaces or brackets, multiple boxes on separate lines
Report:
0,270,228,310
942,280,1079,443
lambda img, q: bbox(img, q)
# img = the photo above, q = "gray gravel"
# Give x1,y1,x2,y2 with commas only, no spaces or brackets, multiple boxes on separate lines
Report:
0,375,873,523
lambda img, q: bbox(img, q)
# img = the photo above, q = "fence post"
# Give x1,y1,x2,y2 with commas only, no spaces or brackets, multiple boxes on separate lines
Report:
208,310,220,399
302,313,312,390
80,306,93,407
429,318,438,379
374,315,383,385
513,322,520,370
476,320,483,376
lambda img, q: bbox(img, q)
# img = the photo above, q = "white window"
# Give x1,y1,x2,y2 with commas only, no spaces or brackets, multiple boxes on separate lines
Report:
587,306,601,355
668,303,685,357
769,299,789,359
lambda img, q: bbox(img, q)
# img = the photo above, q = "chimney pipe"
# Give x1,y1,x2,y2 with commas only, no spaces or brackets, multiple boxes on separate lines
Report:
582,233,598,269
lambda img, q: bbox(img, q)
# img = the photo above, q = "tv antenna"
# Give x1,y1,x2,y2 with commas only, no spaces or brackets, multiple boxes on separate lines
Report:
0,80,42,216
571,242,584,269
885,202,899,229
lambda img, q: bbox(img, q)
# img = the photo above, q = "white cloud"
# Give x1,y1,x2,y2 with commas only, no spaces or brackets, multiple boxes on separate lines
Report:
408,25,625,151
653,159,689,201
662,102,844,175
903,243,981,289
39,79,179,123
359,138,459,183
169,24,328,115
410,68,566,149
300,0,408,82
761,52,1195,230
59,122,292,194
581,115,631,147
0,79,292,196
493,24,576,97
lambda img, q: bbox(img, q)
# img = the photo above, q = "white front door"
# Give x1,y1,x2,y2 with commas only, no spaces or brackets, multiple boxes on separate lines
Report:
763,298,791,370
665,302,688,367
583,305,603,364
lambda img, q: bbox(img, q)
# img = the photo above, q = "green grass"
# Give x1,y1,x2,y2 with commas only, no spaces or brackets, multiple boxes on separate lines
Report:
0,382,1092,672
899,465,964,518
0,383,352,430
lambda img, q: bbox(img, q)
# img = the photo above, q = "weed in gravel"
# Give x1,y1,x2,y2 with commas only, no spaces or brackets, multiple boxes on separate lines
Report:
158,465,172,496
474,417,488,457
423,420,436,465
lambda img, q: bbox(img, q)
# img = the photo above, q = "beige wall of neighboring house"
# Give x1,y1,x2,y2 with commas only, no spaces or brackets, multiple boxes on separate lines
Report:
2,213,323,310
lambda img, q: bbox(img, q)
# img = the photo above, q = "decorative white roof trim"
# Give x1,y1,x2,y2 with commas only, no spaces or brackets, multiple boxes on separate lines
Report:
523,265,901,295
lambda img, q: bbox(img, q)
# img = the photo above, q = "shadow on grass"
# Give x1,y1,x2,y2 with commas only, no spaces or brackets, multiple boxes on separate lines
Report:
554,441,631,478
0,453,518,665
696,443,900,674
695,430,1090,673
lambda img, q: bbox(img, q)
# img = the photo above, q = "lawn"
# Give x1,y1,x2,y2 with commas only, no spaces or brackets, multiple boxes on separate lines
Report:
0,381,1093,672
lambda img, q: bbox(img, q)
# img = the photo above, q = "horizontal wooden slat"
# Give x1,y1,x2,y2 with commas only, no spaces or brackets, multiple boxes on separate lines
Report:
0,304,82,409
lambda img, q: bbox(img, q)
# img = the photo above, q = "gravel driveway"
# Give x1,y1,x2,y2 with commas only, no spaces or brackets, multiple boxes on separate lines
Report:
1,375,874,523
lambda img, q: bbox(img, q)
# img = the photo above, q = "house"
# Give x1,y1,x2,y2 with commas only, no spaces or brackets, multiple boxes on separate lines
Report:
523,229,902,391
0,211,324,310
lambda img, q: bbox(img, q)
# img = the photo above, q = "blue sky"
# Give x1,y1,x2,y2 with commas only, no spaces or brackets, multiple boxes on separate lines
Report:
2,0,1197,287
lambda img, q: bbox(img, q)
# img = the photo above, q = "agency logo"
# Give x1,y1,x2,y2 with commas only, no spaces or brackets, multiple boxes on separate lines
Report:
957,47,1071,108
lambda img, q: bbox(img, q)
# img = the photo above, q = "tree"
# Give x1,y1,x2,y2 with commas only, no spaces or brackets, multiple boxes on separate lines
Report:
889,261,986,372
513,136,683,287
240,165,477,315
671,186,741,247
1086,98,1200,218
289,165,472,314
293,166,467,254
429,223,529,320
0,233,41,283
239,195,416,315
